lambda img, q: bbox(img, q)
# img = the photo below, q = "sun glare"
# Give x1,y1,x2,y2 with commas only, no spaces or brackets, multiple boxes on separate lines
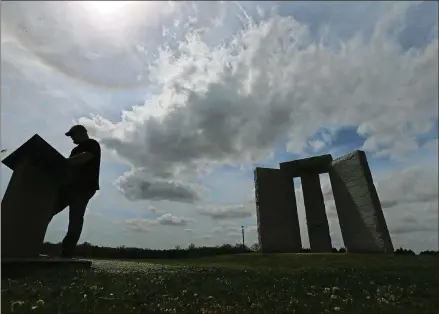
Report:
86,1,132,14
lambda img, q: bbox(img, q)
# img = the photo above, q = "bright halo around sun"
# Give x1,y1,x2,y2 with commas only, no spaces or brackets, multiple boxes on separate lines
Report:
86,1,132,14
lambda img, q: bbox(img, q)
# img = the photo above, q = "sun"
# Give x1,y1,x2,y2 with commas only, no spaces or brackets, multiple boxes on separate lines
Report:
86,1,132,14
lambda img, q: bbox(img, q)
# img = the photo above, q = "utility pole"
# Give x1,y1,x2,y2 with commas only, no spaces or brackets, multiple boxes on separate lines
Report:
241,225,245,248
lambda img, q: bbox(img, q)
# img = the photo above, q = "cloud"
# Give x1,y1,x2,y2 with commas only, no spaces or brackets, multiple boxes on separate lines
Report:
377,166,438,209
374,165,438,240
423,138,438,150
308,139,327,152
124,213,192,232
156,213,192,226
391,221,438,235
115,169,204,203
198,204,253,220
124,218,155,233
246,225,258,233
211,225,241,234
206,224,257,243
79,2,437,203
147,205,165,215
1,1,181,90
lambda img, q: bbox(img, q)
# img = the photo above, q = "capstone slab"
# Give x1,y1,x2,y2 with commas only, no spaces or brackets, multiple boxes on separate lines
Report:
280,154,333,177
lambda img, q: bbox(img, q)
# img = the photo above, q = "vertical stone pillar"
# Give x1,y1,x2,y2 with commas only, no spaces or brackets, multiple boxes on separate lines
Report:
1,134,69,258
329,150,394,253
254,167,302,253
1,159,59,258
301,172,332,252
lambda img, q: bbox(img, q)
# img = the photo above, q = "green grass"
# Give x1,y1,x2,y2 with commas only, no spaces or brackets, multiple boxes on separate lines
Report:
138,252,436,270
2,254,438,314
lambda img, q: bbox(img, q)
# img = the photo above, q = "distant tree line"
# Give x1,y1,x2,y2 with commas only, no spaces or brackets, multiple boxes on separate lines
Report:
394,248,439,256
40,242,438,259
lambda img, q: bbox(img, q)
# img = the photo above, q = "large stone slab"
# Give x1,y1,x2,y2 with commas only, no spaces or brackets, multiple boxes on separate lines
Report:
300,173,332,252
254,167,302,253
280,154,333,177
329,150,394,253
1,134,69,258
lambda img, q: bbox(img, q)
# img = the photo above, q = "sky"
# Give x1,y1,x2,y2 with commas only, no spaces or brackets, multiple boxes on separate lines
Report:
1,1,438,252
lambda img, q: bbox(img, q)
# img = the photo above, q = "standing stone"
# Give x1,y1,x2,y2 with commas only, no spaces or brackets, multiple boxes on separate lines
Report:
301,172,332,253
329,150,394,253
254,167,302,253
1,135,69,258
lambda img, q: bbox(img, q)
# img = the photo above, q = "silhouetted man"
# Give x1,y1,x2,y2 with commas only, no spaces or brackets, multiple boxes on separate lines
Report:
51,125,101,258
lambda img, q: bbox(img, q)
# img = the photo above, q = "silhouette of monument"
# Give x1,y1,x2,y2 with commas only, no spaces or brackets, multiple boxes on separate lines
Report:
1,134,91,269
254,150,394,254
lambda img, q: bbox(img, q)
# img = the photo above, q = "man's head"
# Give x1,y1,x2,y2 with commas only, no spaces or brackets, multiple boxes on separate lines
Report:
65,124,89,144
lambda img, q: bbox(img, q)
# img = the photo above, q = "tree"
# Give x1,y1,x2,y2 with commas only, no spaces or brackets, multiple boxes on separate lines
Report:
250,243,260,252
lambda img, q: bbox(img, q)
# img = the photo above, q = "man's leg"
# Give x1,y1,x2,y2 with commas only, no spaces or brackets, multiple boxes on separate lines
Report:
41,187,70,257
61,189,96,258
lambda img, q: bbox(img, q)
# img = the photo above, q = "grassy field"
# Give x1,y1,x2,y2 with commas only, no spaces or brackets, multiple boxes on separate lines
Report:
2,253,438,314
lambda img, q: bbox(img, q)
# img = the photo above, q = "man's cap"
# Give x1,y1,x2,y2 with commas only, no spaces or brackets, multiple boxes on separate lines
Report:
65,124,88,137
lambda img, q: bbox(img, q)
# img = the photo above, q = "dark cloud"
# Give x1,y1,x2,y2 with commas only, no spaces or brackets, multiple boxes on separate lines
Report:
115,169,204,203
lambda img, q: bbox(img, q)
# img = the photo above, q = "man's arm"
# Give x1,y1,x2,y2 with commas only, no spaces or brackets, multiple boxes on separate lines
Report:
68,152,94,166
68,140,100,166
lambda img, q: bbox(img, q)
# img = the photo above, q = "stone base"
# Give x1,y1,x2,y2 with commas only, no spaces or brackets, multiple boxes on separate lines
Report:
2,257,92,279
